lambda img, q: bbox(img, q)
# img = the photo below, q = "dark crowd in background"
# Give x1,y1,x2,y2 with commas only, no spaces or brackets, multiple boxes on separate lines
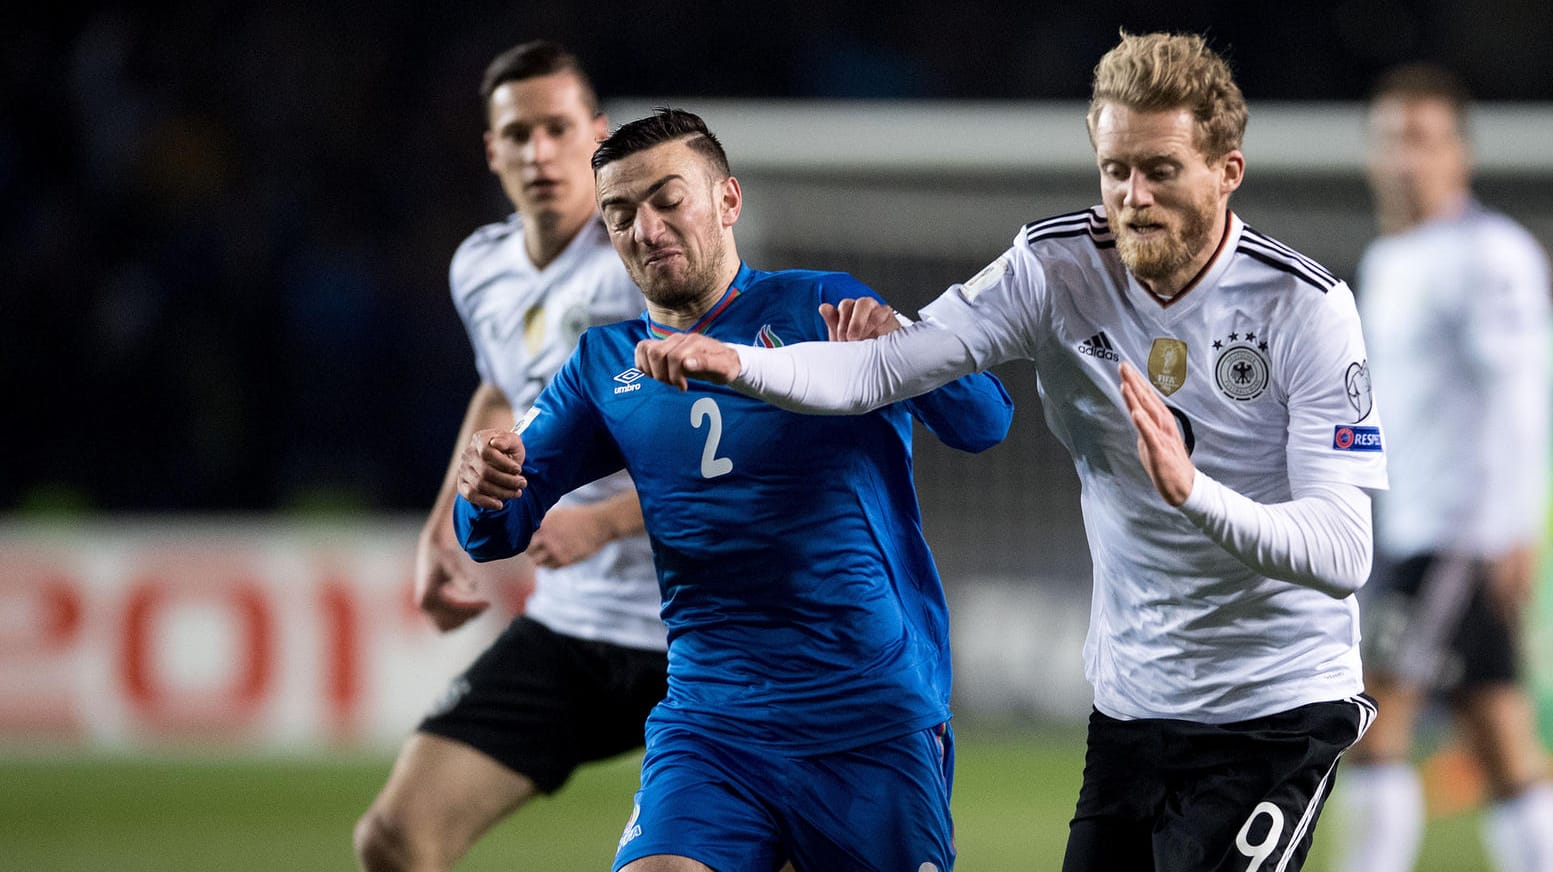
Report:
5,0,1552,514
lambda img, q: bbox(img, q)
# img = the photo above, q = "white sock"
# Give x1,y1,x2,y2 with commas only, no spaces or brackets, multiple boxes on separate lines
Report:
1482,782,1553,872
1331,761,1425,872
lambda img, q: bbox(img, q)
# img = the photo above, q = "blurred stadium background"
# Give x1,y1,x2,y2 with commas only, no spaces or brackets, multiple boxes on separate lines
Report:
6,3,1553,869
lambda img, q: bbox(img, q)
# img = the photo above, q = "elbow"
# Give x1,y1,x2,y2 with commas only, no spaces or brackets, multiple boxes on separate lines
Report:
1307,536,1372,599
946,422,1011,454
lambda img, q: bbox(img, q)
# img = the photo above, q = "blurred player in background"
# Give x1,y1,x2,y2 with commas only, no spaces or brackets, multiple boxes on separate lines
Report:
635,32,1385,871
1332,64,1553,872
354,41,666,872
455,108,1013,871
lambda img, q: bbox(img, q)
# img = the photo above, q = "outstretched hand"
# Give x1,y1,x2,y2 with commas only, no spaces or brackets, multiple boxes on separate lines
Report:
635,333,741,390
1119,362,1196,506
821,297,903,341
457,427,528,510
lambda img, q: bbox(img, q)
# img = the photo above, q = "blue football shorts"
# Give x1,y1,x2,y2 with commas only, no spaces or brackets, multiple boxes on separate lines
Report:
612,720,956,871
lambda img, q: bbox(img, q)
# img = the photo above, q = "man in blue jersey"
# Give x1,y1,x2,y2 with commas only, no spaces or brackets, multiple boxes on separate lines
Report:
454,108,1013,871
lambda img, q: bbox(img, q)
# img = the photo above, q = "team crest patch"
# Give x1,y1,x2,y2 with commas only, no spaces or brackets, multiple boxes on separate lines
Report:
755,324,784,347
1148,338,1189,395
1212,330,1270,401
1332,425,1383,452
1345,361,1374,421
959,255,1009,302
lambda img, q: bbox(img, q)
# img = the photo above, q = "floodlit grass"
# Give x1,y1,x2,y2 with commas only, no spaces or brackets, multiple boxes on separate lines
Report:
0,725,1488,870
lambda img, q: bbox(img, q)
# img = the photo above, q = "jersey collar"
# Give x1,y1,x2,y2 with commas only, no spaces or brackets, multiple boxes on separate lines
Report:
645,262,754,338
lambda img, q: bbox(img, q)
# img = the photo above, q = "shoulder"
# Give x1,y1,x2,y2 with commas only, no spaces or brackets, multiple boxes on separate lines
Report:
1018,206,1115,252
450,214,524,295
1462,205,1549,273
1233,223,1342,297
745,266,878,301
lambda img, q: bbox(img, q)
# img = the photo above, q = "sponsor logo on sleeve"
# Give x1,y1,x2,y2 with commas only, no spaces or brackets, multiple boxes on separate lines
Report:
959,255,1009,302
513,406,543,434
619,800,643,848
1332,425,1383,452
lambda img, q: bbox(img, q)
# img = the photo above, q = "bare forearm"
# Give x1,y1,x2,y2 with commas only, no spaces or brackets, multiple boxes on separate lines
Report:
588,487,645,541
423,382,513,544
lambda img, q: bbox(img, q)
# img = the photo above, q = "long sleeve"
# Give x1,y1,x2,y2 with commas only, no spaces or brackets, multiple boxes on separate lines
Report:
901,371,1014,454
1177,474,1373,598
733,320,979,415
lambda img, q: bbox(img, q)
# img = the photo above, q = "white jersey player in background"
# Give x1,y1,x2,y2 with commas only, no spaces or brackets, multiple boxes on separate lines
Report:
355,42,664,872
636,31,1385,871
1332,64,1553,872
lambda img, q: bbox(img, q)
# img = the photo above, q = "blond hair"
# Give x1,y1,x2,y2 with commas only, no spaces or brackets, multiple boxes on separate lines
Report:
1086,31,1248,161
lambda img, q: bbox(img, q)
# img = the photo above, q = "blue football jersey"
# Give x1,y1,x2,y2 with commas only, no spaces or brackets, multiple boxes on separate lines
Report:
457,263,1012,753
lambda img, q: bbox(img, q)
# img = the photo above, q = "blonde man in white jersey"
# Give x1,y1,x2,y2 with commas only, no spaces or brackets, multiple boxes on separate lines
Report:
354,42,666,872
636,31,1386,871
1333,64,1553,872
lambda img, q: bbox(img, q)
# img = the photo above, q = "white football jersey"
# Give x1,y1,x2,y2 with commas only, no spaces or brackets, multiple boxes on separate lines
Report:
451,214,664,651
922,206,1388,722
1358,199,1552,559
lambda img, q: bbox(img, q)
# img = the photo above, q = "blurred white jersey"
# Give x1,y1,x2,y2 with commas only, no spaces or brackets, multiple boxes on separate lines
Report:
451,214,664,651
1358,199,1552,560
921,207,1388,722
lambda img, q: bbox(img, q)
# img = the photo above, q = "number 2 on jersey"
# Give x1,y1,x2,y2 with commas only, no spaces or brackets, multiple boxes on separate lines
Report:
690,397,733,478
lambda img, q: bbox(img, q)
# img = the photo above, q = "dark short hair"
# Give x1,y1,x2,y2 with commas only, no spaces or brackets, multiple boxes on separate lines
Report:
479,40,598,117
591,108,732,177
1370,63,1471,133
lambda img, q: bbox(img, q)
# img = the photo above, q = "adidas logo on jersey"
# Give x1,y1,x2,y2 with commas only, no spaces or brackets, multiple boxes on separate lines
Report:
1077,331,1120,361
613,367,645,395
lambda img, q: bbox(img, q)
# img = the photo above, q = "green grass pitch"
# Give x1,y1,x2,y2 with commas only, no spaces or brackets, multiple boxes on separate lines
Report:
0,724,1488,870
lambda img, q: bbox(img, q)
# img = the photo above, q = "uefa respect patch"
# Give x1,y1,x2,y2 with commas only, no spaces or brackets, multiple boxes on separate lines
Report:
1332,425,1383,452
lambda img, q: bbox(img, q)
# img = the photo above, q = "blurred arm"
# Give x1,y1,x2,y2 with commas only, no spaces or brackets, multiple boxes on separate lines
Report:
415,382,524,631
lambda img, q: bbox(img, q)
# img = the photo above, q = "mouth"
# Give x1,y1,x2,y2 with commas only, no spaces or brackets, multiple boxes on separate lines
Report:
643,249,683,269
525,179,560,196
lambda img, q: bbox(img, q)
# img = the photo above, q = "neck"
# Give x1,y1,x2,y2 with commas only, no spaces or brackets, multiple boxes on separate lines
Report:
523,208,592,270
1379,188,1469,236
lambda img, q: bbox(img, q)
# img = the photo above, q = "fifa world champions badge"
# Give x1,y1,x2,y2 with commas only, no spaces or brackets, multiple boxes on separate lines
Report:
1148,338,1188,396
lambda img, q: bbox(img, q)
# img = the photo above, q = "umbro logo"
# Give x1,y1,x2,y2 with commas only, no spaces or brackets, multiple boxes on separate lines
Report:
1077,331,1120,361
613,368,645,394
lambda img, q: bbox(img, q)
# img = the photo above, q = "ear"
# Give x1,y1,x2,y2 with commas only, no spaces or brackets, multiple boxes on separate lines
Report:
718,175,743,228
1219,149,1245,196
591,112,609,146
483,129,500,174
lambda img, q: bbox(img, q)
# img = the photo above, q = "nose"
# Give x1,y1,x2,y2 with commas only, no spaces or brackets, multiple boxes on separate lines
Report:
523,130,555,165
632,207,666,246
1124,169,1153,208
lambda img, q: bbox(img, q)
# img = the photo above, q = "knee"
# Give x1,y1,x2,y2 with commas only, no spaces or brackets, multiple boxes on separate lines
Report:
354,807,441,872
